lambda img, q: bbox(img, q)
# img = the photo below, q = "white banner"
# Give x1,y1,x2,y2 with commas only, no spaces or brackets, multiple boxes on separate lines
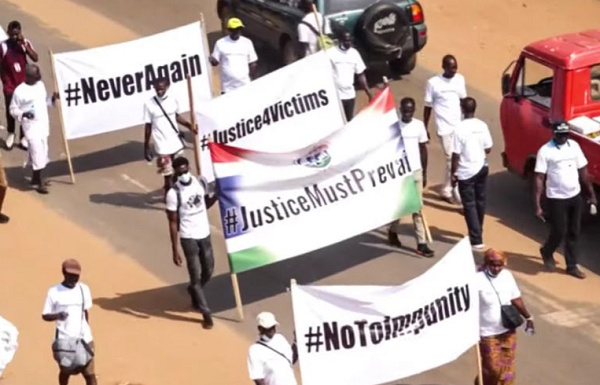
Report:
0,28,7,41
291,238,480,385
196,51,345,182
52,22,212,140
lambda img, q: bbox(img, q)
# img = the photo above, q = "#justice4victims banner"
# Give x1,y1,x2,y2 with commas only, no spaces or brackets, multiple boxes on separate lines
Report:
209,88,421,273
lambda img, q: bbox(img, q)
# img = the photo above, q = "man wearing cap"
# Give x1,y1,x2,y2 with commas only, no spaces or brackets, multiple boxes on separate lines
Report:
209,18,258,94
42,259,97,385
248,312,298,385
533,122,596,279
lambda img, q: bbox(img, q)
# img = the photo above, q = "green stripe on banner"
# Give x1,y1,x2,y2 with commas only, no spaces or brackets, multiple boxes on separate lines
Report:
229,246,277,273
394,175,422,217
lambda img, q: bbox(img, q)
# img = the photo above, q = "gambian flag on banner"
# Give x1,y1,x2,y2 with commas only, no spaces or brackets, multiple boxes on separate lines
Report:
209,87,421,273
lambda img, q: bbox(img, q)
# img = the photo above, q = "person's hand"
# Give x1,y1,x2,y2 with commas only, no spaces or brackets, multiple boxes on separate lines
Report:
366,92,373,102
422,173,428,188
535,206,545,222
450,174,458,188
525,320,535,333
22,112,34,120
57,311,69,321
209,56,218,66
52,92,60,103
144,147,153,162
172,251,183,267
17,33,25,44
191,124,198,135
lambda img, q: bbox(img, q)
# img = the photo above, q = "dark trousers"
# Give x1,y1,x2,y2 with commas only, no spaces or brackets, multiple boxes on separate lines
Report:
180,236,214,314
3,93,22,138
458,166,488,245
541,195,582,269
341,98,355,122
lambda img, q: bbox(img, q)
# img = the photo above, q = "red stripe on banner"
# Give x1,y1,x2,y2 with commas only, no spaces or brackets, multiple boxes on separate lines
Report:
208,142,244,164
369,87,395,114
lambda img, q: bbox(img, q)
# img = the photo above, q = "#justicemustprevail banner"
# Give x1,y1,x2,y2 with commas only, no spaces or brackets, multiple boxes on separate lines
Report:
52,22,211,140
291,237,480,385
209,88,421,273
196,51,345,182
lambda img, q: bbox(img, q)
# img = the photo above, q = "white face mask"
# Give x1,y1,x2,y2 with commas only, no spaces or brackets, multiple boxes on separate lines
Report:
178,172,192,184
260,334,272,342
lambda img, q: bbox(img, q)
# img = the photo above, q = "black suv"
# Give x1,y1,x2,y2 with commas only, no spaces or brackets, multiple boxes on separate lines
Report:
217,0,428,76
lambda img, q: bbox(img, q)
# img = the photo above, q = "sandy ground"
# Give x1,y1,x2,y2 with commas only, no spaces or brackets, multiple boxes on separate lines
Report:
2,0,600,384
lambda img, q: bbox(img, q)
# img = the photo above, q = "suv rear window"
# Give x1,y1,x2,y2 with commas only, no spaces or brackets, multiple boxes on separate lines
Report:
325,0,376,14
591,64,600,101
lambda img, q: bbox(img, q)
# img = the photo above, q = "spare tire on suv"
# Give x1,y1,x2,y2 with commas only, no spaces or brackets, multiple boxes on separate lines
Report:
355,1,410,55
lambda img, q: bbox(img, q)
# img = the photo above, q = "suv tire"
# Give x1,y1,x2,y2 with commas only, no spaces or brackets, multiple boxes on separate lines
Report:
356,1,411,55
389,53,417,76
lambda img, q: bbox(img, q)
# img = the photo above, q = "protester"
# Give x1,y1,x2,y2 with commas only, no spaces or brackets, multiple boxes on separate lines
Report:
328,29,371,121
143,77,196,193
476,249,534,385
388,97,434,257
423,54,467,204
42,259,97,385
209,18,258,94
247,312,298,385
9,64,58,195
166,157,218,329
450,97,492,250
297,0,331,57
533,121,596,279
1,20,39,150
0,153,8,223
0,314,18,379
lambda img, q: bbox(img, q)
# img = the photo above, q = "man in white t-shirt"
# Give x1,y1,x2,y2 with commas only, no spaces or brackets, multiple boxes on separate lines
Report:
42,259,97,385
0,314,18,379
388,97,434,257
424,54,467,204
451,97,492,250
143,77,195,193
533,122,596,279
248,312,298,385
166,156,218,328
329,30,371,121
297,0,331,57
9,64,58,194
210,18,258,94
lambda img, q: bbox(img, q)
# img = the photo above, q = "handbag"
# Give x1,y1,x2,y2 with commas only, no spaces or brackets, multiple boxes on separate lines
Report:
51,285,95,370
485,273,524,330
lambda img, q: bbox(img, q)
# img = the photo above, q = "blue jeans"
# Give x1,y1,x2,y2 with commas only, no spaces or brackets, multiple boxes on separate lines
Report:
180,236,214,314
458,166,488,245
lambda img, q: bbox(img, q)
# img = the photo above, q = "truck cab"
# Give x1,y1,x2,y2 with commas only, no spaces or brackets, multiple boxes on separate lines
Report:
500,30,600,185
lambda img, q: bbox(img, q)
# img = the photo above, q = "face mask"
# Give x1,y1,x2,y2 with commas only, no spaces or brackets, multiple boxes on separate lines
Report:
260,334,272,343
178,172,192,184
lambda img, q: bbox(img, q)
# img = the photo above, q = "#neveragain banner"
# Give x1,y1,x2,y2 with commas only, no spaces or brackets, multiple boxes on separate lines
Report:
291,237,480,385
196,51,345,182
209,88,421,273
53,22,211,140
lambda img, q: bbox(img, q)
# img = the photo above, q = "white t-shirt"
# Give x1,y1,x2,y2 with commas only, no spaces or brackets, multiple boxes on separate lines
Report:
248,334,297,385
298,12,331,56
424,74,467,136
42,283,93,343
166,177,211,240
212,36,257,93
9,81,50,140
400,118,428,171
452,118,493,181
143,94,183,156
534,139,587,199
328,46,366,100
0,314,18,373
476,269,521,337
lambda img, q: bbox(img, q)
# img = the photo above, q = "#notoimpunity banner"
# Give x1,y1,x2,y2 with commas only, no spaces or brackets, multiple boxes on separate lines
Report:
291,237,480,385
52,22,212,140
196,51,345,182
209,88,421,273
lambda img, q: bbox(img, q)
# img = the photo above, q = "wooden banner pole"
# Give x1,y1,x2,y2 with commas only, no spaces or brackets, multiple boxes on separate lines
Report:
422,211,433,244
231,273,244,321
475,343,484,385
199,13,218,97
186,75,201,175
48,49,76,184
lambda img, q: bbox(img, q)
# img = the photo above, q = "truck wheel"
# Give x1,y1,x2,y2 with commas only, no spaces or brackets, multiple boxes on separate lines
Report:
282,38,298,65
389,53,417,76
355,1,410,54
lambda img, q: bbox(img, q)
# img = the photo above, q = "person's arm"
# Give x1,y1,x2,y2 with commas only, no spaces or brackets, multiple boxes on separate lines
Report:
423,80,434,136
458,75,467,102
354,52,371,100
533,149,548,221
419,143,428,187
297,23,309,59
254,380,267,385
450,153,459,187
175,114,196,133
41,292,68,322
511,297,534,331
166,210,183,266
484,125,493,155
357,72,371,101
143,103,153,161
21,38,38,62
579,166,597,205
9,93,30,120
210,41,221,66
248,41,259,80
205,194,218,210
248,347,267,385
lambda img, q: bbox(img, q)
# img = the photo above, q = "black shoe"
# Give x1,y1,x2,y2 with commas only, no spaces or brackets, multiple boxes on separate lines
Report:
566,267,586,280
0,213,9,224
202,312,214,329
387,229,402,248
540,248,556,272
416,244,435,258
35,185,49,195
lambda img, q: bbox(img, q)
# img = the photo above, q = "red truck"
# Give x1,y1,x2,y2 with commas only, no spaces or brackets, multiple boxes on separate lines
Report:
500,30,600,185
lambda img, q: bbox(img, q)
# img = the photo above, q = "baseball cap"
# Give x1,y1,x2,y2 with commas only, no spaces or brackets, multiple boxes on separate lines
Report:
227,18,244,30
257,312,279,329
62,258,81,275
553,121,570,134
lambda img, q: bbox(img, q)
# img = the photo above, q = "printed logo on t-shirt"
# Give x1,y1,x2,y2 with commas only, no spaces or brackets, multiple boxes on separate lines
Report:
186,194,204,210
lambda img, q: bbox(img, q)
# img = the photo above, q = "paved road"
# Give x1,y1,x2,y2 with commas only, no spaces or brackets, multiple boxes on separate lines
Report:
1,0,600,383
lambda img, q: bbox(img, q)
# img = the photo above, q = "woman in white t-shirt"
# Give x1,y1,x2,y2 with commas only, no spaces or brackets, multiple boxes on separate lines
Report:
476,249,534,385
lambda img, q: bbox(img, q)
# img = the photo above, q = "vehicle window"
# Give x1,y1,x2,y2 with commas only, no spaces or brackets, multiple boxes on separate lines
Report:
325,0,375,14
278,0,299,7
591,64,600,101
516,58,554,109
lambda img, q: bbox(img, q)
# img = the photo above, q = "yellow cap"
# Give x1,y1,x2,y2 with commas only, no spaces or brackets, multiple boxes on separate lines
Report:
227,18,244,30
